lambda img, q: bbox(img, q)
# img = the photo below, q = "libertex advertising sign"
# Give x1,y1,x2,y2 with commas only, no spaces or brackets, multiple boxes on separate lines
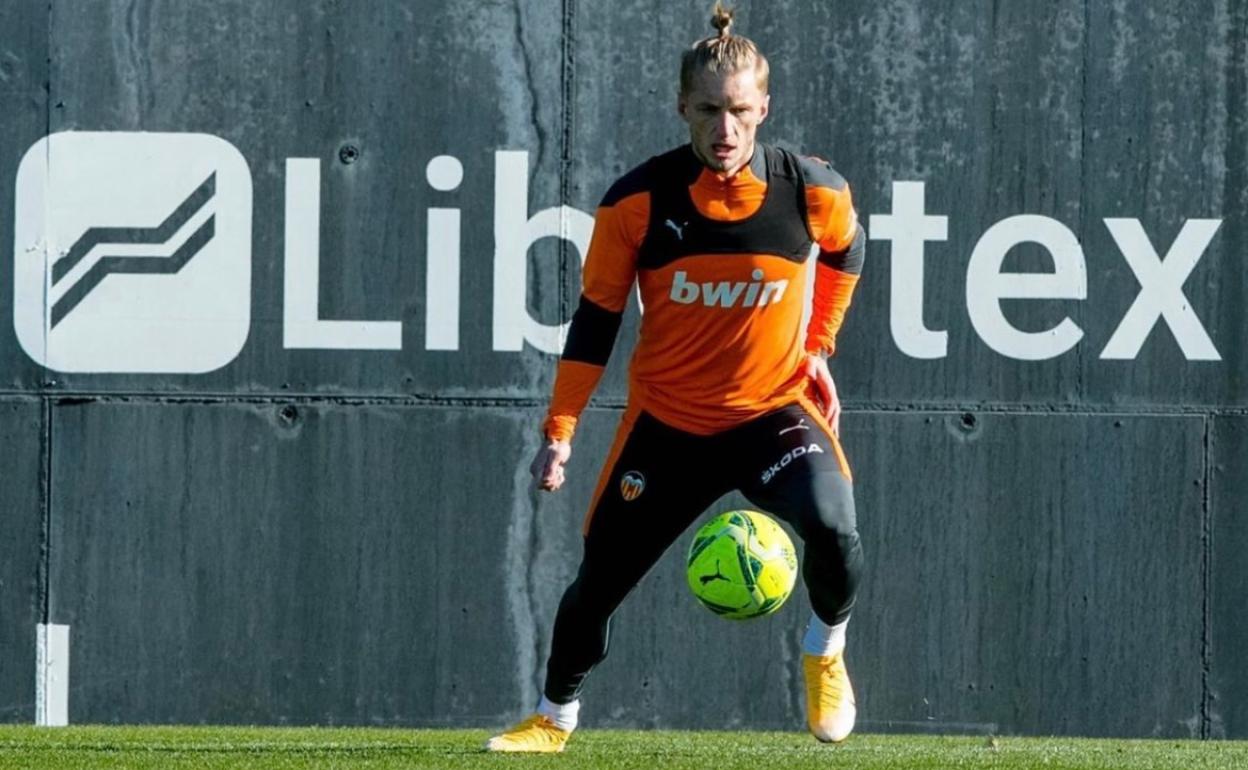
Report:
12,131,1222,375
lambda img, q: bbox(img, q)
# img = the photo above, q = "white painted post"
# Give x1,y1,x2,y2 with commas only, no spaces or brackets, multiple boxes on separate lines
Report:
35,624,69,727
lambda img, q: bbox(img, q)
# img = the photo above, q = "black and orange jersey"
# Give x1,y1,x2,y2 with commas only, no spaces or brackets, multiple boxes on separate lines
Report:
544,143,864,442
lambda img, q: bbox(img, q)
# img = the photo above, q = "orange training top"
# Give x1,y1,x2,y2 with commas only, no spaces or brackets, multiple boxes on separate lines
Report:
544,143,864,442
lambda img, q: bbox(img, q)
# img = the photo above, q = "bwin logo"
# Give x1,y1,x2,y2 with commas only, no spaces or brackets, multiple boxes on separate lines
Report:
14,132,252,373
669,268,789,308
761,443,824,484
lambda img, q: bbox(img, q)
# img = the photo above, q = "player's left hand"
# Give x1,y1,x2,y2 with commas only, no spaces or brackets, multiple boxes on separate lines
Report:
803,353,841,436
530,440,572,492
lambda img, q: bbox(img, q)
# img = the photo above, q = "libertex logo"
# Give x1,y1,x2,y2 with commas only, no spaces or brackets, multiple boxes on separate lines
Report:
14,132,252,373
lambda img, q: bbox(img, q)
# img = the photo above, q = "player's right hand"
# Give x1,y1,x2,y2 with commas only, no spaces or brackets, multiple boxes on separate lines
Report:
802,352,841,436
530,440,572,491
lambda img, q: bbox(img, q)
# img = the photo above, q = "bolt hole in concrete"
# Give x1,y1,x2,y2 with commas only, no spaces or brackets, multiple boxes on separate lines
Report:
279,405,299,424
960,412,978,431
339,144,359,164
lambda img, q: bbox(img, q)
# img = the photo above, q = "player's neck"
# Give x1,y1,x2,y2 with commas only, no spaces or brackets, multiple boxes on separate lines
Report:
691,142,759,182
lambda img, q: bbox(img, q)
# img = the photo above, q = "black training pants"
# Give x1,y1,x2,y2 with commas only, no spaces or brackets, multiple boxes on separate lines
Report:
543,401,863,704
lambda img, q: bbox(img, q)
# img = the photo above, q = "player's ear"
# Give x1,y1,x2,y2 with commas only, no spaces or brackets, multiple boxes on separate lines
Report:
759,93,770,123
677,92,688,120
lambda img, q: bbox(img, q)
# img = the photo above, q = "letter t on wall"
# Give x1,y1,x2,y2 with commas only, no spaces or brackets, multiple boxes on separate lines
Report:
869,181,949,359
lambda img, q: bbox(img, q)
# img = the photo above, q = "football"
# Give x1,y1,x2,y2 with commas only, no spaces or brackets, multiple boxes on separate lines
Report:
686,510,798,620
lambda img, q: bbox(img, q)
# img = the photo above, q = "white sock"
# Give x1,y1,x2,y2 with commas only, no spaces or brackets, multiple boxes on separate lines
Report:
802,614,848,657
537,695,580,732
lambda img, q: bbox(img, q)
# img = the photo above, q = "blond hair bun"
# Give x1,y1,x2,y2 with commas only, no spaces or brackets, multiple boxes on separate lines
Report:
710,2,734,38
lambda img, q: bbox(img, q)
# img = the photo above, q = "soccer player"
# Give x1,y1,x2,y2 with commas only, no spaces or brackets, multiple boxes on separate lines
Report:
487,2,865,753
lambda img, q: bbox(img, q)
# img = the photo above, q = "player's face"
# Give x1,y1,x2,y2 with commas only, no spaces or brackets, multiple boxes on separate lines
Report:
679,66,770,177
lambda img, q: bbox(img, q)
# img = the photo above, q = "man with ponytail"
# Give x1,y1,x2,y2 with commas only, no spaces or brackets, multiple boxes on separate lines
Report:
488,2,866,752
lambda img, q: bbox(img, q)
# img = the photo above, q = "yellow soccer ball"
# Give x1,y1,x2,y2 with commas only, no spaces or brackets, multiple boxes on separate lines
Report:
686,510,798,620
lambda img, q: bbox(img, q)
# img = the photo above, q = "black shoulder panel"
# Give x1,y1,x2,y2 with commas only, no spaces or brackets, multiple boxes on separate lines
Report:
795,154,848,192
599,161,652,208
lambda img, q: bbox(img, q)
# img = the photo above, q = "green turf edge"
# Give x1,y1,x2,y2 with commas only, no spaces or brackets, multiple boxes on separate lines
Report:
0,726,1244,770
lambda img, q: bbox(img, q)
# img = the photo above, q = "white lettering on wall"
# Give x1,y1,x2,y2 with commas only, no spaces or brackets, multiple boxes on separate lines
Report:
966,215,1087,361
492,151,594,354
1100,218,1221,361
869,181,950,360
283,158,402,350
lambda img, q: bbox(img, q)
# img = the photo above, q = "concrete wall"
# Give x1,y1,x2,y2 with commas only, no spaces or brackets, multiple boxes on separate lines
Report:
1,0,1244,737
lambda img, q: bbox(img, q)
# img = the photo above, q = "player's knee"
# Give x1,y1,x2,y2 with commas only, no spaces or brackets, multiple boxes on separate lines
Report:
838,529,865,579
806,525,862,572
805,527,863,600
802,527,863,622
801,483,863,577
802,475,857,541
556,573,593,621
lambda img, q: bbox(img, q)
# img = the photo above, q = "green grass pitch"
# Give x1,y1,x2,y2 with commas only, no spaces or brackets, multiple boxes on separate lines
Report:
1,725,1245,769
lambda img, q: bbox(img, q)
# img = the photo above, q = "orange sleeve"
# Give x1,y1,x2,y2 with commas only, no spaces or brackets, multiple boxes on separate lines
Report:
801,159,864,355
804,264,861,357
542,188,649,443
581,193,648,311
544,360,607,442
805,180,859,255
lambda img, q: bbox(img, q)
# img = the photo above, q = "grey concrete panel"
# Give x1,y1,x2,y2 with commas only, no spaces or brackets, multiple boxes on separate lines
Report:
37,0,569,398
37,405,1214,733
0,400,44,721
852,412,1204,737
528,411,1206,736
1078,2,1243,406
800,1,1238,407
0,2,48,390
793,0,1087,405
1211,416,1248,738
48,400,574,725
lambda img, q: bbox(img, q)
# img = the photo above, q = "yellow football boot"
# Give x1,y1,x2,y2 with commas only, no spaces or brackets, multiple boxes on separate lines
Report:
484,714,571,753
803,651,857,742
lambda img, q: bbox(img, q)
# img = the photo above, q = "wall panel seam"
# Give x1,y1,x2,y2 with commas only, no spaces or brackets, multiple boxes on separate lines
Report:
1201,414,1213,738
